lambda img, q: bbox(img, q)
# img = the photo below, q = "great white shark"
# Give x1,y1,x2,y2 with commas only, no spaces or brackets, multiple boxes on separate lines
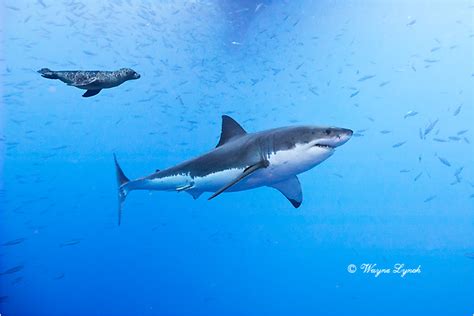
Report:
114,115,352,224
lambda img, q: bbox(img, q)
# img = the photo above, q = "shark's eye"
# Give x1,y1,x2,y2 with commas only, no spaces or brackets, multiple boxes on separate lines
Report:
325,129,331,135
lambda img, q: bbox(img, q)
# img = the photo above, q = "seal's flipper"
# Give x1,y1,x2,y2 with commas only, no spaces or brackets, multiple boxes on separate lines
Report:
268,176,302,208
82,89,102,97
208,160,269,200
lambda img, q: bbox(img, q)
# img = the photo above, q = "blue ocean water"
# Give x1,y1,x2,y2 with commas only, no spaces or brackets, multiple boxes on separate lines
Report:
1,1,473,315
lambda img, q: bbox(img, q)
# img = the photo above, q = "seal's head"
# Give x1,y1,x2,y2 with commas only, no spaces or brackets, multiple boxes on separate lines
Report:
119,68,141,80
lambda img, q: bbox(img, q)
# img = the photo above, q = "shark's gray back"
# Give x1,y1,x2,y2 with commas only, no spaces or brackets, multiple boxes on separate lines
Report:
153,133,264,179
149,126,318,179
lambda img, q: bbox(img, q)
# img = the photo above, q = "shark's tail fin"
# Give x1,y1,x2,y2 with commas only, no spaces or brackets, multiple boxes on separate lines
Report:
114,154,130,226
37,68,58,79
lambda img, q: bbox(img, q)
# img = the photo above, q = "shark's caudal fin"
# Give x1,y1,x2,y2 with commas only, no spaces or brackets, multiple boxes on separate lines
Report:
114,154,130,226
37,68,58,79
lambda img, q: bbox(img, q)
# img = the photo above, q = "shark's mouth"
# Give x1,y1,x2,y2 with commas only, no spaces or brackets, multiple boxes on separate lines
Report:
314,144,334,149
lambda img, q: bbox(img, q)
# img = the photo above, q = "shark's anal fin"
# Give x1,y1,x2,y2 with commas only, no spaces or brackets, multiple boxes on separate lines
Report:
208,160,269,200
186,190,203,200
82,89,102,97
269,176,303,208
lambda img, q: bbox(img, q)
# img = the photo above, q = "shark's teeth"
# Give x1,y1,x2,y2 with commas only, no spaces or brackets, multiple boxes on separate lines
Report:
314,144,333,149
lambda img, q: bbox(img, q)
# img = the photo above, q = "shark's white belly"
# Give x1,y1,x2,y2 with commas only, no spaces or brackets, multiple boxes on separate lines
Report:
193,144,333,192
143,144,333,194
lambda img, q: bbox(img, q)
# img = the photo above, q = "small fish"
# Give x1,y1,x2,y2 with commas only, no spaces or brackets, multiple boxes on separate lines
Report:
424,59,439,63
176,95,184,106
358,75,375,82
404,110,418,119
0,265,24,275
433,138,447,142
437,156,451,167
400,169,410,173
82,50,96,56
424,119,439,136
448,136,461,141
2,238,26,246
453,105,462,116
6,5,20,11
457,129,468,135
414,172,423,181
350,90,360,98
308,87,319,96
380,130,391,134
51,145,68,151
392,141,407,148
406,19,416,26
454,167,464,177
60,239,81,247
465,253,474,259
424,195,437,203
53,272,65,280
379,81,390,87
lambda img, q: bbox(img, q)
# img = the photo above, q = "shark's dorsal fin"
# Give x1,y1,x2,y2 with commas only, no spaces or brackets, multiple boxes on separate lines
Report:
216,115,247,147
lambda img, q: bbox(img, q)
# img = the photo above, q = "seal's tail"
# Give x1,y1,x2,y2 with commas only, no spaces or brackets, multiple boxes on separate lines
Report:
114,154,131,226
37,68,58,79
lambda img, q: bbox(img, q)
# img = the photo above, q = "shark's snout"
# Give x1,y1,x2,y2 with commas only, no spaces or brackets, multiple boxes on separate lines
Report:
313,127,353,148
334,128,353,147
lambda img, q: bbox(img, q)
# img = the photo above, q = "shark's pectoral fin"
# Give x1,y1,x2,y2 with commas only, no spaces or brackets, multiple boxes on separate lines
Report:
82,89,102,97
269,176,303,208
208,160,269,200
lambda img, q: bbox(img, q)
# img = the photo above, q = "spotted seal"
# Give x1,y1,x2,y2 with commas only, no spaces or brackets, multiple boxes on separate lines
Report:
38,68,140,97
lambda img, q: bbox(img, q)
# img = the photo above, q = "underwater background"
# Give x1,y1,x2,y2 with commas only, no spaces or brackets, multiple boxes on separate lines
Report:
1,0,473,315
